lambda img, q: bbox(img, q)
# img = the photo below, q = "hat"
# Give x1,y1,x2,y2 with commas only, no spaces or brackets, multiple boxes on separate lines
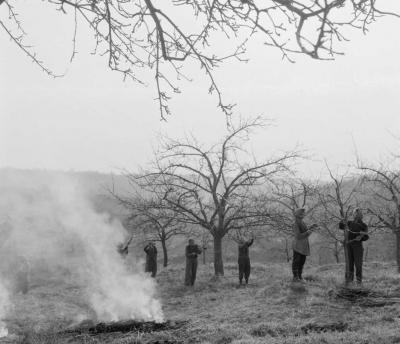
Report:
353,208,363,219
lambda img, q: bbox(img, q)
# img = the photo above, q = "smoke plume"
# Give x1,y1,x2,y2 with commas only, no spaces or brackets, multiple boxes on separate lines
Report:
0,281,10,337
0,170,163,334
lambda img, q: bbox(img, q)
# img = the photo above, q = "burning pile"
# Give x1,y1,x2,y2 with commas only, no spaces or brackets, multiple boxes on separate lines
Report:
0,173,164,338
64,319,187,335
18,319,187,344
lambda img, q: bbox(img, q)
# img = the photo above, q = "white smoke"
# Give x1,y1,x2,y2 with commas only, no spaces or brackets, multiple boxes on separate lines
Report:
0,281,10,337
0,171,163,333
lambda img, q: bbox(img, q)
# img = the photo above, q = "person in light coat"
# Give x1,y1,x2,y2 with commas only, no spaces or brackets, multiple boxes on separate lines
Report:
292,208,318,281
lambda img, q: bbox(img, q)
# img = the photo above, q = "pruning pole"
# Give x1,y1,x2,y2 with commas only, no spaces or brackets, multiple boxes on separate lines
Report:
343,221,350,284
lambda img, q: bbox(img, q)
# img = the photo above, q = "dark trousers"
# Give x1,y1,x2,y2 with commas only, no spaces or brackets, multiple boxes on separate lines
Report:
292,250,306,280
145,258,157,278
346,243,363,283
238,257,251,284
185,258,198,286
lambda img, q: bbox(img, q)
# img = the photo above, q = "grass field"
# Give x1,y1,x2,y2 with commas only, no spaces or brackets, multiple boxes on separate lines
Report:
2,261,400,344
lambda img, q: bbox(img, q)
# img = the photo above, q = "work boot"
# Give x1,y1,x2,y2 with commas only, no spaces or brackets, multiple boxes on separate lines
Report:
298,269,303,281
292,270,300,282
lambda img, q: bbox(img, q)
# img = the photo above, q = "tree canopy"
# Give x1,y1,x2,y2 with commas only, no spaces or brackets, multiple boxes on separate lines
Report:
125,117,299,275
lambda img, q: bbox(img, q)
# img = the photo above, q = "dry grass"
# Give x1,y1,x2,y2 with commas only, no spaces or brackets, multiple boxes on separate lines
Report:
2,261,400,344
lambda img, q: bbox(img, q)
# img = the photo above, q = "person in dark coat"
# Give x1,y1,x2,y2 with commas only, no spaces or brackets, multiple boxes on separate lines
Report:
185,239,202,286
292,208,318,282
339,208,369,284
238,236,254,285
144,241,158,278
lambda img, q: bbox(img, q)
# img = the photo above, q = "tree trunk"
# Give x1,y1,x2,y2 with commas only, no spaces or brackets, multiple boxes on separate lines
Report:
161,238,168,267
284,238,290,262
396,231,400,273
213,235,224,276
334,251,339,264
334,241,340,264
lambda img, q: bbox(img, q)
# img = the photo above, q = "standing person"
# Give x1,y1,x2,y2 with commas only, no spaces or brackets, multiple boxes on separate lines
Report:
144,241,158,278
185,239,202,286
15,256,29,294
238,235,254,285
339,208,369,285
292,208,317,282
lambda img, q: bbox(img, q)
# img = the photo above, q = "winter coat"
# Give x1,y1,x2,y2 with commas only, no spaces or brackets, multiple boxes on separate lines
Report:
185,244,202,260
292,219,312,256
339,219,369,244
238,239,254,260
144,244,157,272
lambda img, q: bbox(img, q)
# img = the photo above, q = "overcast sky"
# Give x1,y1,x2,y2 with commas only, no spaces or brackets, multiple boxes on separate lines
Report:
1,1,399,179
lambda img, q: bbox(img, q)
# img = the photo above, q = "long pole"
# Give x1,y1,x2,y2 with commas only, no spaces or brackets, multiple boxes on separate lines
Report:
343,220,350,285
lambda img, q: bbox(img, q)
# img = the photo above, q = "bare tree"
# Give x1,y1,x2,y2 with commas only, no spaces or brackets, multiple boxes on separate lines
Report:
228,226,255,242
317,166,364,274
359,160,400,271
1,0,398,118
261,178,320,261
114,193,185,267
190,226,213,265
129,117,299,276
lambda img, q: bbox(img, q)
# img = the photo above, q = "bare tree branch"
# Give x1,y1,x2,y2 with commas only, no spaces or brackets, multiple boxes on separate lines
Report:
1,0,398,118
129,117,299,274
